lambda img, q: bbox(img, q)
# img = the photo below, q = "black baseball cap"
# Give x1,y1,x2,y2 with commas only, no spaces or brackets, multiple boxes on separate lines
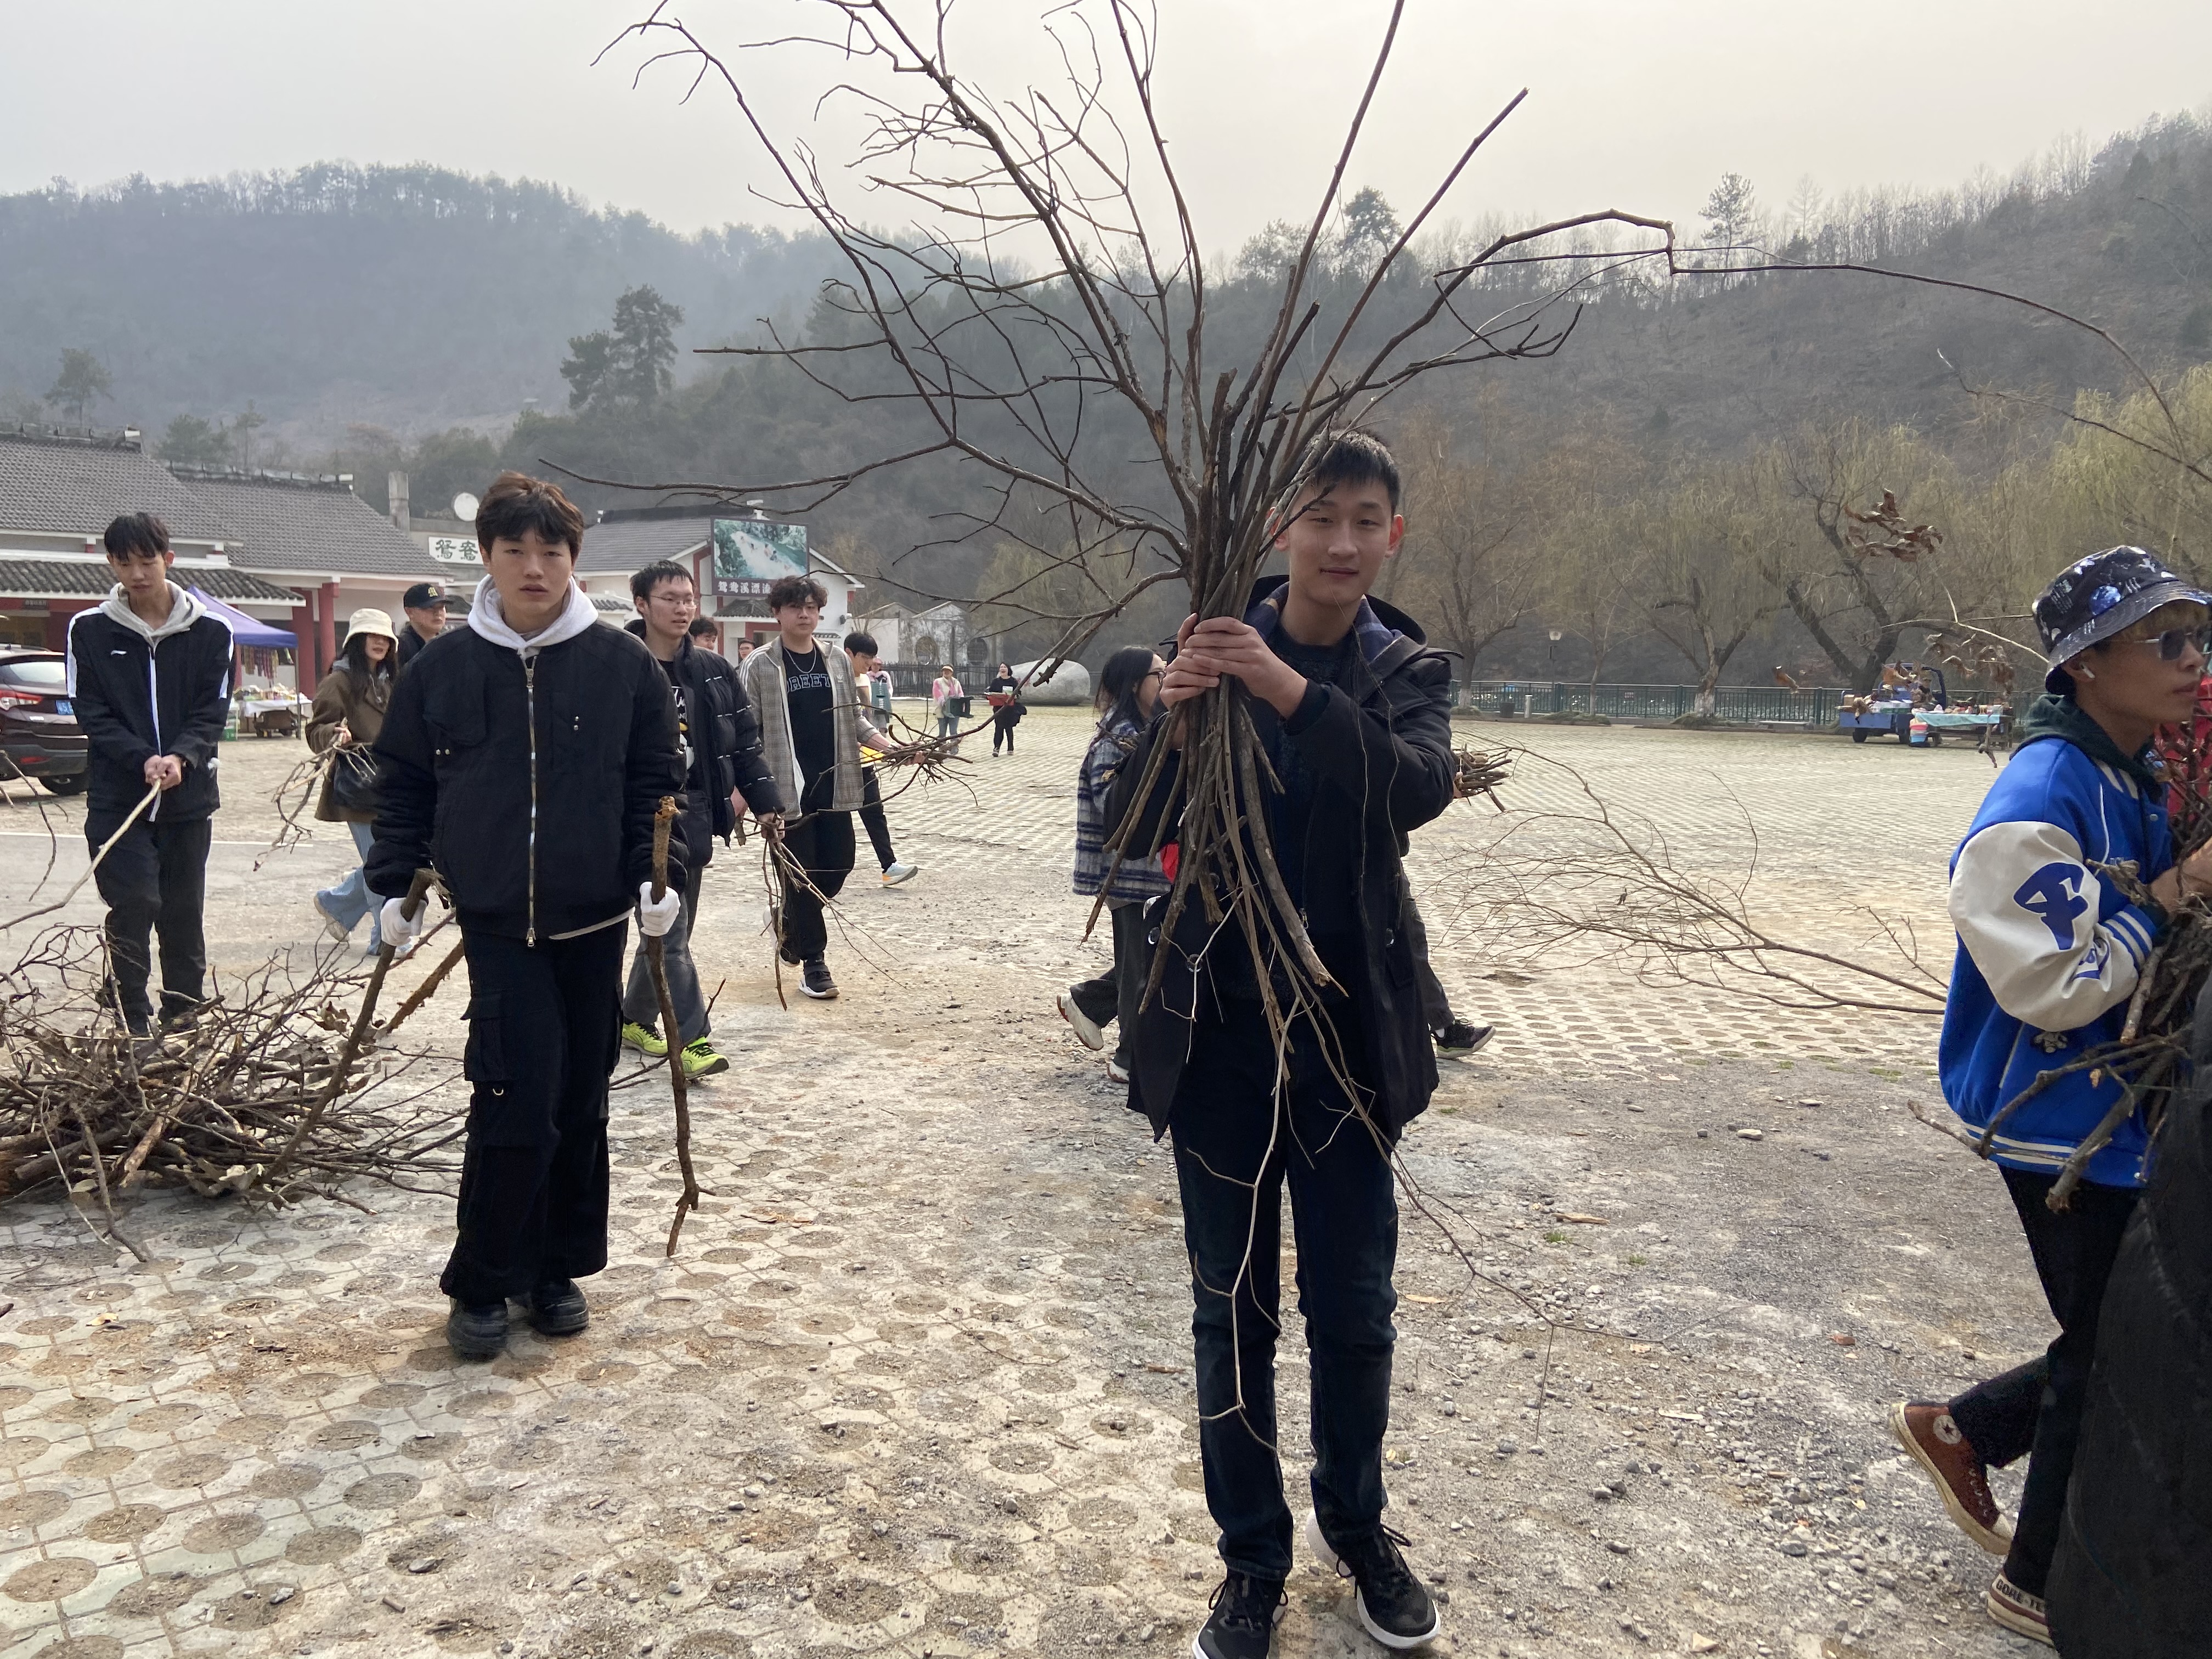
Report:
2035,546,2212,693
403,581,445,610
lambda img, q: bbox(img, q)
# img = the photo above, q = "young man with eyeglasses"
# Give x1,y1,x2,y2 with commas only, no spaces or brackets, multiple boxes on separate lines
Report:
619,560,785,1079
1891,546,2212,1646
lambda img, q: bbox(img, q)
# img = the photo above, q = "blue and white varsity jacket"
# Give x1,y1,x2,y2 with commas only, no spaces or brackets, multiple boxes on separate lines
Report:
1939,703,2171,1188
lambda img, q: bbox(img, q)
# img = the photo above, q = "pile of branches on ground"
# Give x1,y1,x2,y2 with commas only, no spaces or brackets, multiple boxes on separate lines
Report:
0,926,462,1253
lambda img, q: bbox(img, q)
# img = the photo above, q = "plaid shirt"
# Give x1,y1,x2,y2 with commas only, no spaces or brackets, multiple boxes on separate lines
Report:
1074,715,1170,901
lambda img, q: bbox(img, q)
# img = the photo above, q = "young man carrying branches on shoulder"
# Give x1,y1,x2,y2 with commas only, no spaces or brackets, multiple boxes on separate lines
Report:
1893,547,2212,1646
737,574,911,1000
369,473,687,1360
1110,431,1458,1659
621,559,786,1079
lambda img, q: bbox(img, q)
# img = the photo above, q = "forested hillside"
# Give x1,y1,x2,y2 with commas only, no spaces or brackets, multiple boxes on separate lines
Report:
0,165,833,433
9,110,2212,685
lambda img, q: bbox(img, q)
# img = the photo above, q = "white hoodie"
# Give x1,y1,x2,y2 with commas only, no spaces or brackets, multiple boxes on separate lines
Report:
100,579,206,644
465,575,600,658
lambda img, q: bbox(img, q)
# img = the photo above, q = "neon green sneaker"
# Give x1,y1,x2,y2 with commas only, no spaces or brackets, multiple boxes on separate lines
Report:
620,1021,667,1058
679,1039,730,1080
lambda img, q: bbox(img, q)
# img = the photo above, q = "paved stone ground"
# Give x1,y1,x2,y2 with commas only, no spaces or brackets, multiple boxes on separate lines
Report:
3,710,2056,1659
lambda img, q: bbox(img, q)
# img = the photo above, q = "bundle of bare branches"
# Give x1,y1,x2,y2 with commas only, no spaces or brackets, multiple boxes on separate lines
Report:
0,926,463,1252
579,1,1683,1043
1453,746,1511,808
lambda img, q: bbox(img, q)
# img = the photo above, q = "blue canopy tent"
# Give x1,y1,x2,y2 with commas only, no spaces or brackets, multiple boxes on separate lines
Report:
188,588,296,649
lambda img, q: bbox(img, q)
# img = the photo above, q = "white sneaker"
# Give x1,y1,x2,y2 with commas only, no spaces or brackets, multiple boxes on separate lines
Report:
312,895,352,945
1107,1059,1131,1085
1057,992,1107,1051
882,861,918,887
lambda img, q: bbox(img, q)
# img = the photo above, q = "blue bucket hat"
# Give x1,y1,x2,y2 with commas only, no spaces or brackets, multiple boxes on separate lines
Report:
2034,546,2212,693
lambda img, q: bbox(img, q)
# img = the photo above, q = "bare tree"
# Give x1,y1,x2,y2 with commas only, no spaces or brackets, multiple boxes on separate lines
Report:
1639,466,1779,716
590,0,1676,1035
1384,402,1544,672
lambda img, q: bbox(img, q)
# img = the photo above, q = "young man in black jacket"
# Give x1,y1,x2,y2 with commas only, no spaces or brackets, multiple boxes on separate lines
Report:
619,559,786,1078
65,513,234,1035
368,473,687,1360
1111,432,1457,1659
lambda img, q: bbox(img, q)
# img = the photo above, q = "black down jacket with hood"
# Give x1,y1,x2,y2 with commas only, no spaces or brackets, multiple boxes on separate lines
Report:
2045,974,2212,1656
1108,576,1457,1142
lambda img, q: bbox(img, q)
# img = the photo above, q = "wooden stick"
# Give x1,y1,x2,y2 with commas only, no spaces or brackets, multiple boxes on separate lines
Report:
263,868,434,1183
646,797,700,1255
0,777,162,932
377,937,468,1040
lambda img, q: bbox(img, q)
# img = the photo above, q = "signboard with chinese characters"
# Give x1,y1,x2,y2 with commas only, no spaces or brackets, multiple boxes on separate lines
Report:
426,535,481,566
710,518,808,601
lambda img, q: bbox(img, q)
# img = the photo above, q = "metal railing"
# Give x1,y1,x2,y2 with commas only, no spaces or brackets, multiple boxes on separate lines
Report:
1461,680,1850,725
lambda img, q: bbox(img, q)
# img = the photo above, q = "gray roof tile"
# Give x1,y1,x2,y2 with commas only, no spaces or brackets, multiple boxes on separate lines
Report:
0,430,232,540
177,472,442,578
0,557,298,601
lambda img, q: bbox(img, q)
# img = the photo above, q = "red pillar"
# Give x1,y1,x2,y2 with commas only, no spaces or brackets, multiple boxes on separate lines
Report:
317,583,339,686
289,600,313,687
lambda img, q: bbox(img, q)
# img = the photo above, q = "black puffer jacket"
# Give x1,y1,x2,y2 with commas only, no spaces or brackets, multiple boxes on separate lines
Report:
2046,976,2212,1655
623,621,783,868
65,593,232,823
367,620,686,942
1109,579,1457,1140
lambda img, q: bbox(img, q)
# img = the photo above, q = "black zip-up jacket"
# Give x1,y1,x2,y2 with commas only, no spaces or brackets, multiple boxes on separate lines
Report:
367,621,686,942
623,621,783,870
65,600,233,823
1109,578,1457,1140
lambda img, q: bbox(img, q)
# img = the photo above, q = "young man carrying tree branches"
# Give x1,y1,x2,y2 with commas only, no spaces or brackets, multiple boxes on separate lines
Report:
369,473,687,1360
1893,547,2212,1646
621,559,785,1078
1111,431,1458,1659
738,574,910,1000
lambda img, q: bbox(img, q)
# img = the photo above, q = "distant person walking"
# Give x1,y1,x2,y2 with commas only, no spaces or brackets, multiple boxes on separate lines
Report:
844,631,918,887
930,664,964,743
66,512,234,1036
1059,645,1171,1084
394,580,447,672
308,608,399,956
986,661,1023,755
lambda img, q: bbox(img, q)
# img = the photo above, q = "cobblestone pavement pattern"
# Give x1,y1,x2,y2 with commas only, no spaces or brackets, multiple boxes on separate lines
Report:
3,710,2053,1658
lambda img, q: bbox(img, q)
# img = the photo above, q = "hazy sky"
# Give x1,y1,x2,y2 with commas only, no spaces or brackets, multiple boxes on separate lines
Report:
6,1,2210,254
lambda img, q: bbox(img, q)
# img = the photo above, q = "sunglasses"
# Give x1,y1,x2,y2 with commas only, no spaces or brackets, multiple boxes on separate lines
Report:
2125,627,2212,661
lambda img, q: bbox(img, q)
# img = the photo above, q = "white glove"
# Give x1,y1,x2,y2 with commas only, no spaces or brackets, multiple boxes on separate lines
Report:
637,881,681,939
379,895,426,950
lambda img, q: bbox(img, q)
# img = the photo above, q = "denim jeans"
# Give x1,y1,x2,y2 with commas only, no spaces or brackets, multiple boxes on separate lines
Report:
1168,993,1398,1581
622,863,707,1046
316,821,382,951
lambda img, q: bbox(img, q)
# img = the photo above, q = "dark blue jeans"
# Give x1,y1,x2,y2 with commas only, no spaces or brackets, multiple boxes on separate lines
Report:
1169,994,1399,1582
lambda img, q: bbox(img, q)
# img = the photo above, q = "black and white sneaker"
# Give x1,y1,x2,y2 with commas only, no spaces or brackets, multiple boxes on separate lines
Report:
1304,1513,1440,1649
800,958,839,1000
1057,991,1107,1051
1434,1020,1492,1057
1193,1572,1285,1659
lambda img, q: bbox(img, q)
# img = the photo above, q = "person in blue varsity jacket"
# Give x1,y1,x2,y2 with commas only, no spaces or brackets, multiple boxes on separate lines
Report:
1889,546,2212,1648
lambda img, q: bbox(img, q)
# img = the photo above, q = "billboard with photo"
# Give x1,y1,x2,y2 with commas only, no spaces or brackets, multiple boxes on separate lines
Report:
711,518,808,601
